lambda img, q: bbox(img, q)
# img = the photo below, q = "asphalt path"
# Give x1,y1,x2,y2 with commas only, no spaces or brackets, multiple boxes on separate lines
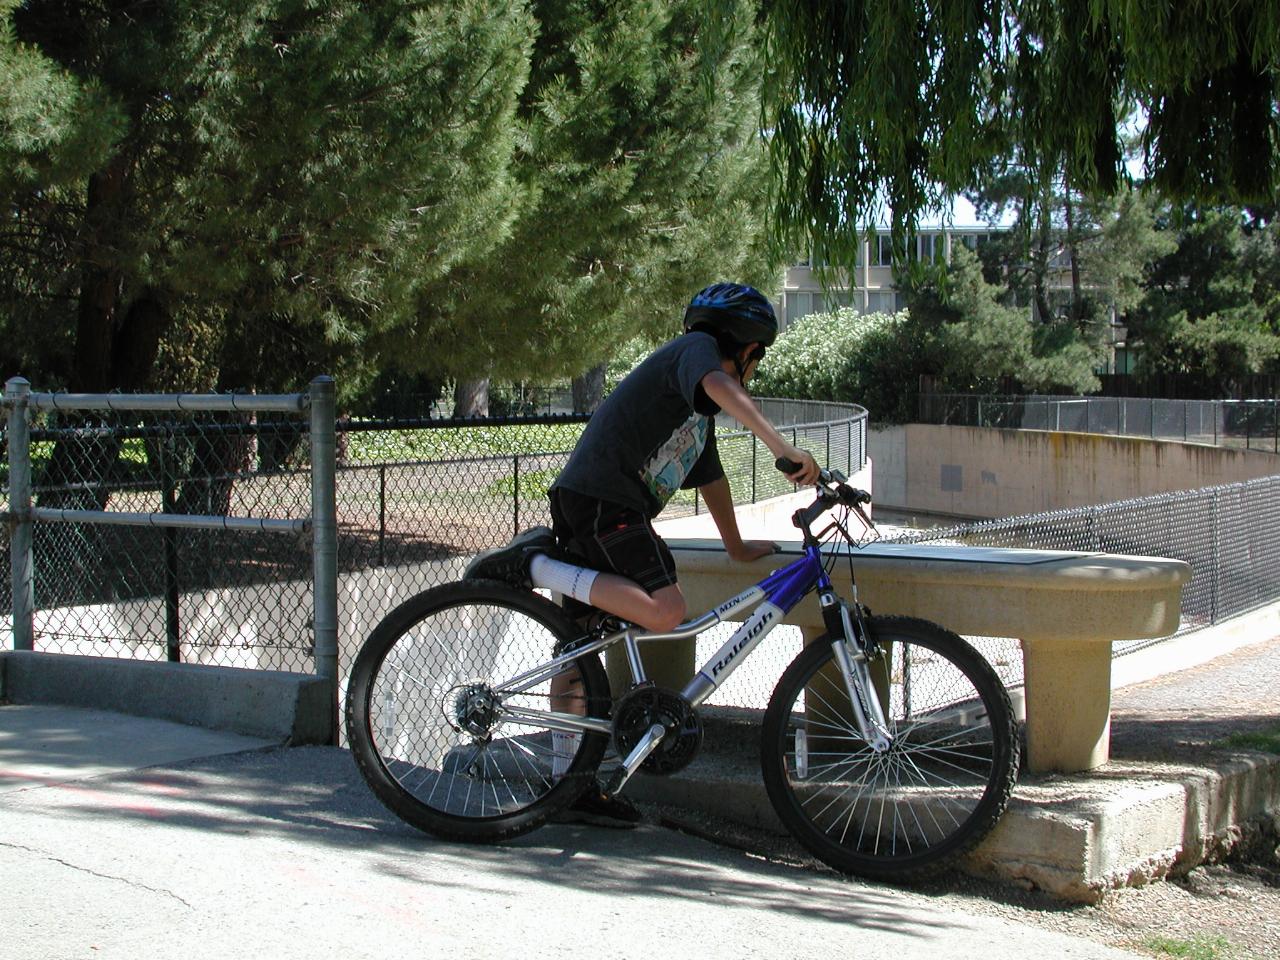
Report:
0,705,1142,960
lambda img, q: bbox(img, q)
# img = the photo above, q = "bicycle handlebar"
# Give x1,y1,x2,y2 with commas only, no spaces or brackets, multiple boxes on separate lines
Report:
775,457,872,538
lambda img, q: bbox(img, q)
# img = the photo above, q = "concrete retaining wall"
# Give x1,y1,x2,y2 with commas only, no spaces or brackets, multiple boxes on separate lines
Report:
0,650,333,744
871,424,1280,518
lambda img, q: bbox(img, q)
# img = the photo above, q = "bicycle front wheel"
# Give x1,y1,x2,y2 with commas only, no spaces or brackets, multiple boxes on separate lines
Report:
761,616,1018,880
345,580,611,842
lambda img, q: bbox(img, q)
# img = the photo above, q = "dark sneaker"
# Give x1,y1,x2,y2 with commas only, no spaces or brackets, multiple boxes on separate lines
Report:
553,787,642,829
463,526,555,589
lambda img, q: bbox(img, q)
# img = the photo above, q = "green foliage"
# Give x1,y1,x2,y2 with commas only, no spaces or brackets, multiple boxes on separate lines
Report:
390,0,776,383
1139,934,1236,960
344,423,586,464
756,246,1108,420
1,0,534,397
605,336,661,392
0,0,121,193
751,308,920,421
1218,724,1280,755
736,0,1280,277
1131,207,1280,393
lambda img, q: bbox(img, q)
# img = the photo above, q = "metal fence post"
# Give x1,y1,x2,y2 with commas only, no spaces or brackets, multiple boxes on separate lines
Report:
378,465,386,566
512,455,520,538
309,377,339,734
160,438,181,662
6,377,34,650
751,435,757,504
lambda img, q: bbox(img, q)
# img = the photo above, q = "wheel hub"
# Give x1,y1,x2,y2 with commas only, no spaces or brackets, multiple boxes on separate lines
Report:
452,682,500,737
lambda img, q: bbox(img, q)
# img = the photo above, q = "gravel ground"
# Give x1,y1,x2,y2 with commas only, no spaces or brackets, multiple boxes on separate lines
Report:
649,803,1280,960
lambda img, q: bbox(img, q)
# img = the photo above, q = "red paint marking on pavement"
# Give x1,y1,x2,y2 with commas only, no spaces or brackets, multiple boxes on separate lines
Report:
0,768,173,819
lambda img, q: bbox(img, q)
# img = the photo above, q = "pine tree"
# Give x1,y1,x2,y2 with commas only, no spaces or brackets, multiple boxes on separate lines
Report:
387,0,775,413
1,0,533,396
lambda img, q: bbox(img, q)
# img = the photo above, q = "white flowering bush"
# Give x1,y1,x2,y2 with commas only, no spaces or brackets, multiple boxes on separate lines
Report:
752,307,910,406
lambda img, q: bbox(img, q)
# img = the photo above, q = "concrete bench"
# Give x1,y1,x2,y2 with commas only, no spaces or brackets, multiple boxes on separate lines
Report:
655,539,1191,774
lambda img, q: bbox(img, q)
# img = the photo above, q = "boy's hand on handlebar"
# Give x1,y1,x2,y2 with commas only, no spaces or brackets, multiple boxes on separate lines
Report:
777,447,820,485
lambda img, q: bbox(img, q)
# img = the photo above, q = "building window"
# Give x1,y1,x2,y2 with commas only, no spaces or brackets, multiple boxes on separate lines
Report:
876,235,896,267
865,290,895,314
823,288,856,312
785,291,814,327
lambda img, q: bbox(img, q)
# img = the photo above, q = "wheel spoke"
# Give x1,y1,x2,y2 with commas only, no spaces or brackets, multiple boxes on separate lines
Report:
763,618,1016,876
346,584,610,836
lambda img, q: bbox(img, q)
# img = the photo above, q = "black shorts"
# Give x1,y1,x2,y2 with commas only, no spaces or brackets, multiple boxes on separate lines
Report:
549,488,679,595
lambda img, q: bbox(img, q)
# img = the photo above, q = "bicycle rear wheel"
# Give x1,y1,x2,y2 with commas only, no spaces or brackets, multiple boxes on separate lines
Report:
761,615,1018,880
345,579,611,842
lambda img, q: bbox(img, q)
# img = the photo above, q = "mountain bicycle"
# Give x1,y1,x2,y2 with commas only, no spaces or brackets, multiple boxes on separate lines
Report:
345,463,1019,880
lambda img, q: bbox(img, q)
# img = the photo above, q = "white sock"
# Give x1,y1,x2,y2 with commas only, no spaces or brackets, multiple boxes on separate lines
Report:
529,554,598,605
552,731,579,777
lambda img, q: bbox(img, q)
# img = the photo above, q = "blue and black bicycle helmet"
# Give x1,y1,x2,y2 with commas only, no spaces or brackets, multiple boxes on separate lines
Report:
683,283,778,348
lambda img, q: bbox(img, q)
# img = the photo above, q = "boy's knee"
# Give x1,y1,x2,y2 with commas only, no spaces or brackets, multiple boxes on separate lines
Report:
651,588,687,633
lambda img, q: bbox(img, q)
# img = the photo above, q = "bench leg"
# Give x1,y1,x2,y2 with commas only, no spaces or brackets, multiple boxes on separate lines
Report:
1021,638,1114,773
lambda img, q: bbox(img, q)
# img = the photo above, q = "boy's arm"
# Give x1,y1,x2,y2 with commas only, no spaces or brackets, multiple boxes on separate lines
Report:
700,370,821,484
699,475,777,562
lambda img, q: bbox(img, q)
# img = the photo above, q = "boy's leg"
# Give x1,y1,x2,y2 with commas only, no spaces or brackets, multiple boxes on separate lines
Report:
586,576,686,634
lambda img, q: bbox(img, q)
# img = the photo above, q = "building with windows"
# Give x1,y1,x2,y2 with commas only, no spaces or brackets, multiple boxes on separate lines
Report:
777,199,1003,329
776,199,1138,376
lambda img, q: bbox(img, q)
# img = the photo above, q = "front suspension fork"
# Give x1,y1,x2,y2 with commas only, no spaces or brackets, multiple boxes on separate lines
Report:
820,592,892,753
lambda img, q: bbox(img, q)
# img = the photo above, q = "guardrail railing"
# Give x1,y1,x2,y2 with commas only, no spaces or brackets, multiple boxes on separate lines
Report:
920,393,1280,453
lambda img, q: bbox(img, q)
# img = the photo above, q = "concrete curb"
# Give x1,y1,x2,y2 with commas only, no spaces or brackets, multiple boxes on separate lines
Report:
625,713,1280,903
0,651,333,745
968,752,1280,901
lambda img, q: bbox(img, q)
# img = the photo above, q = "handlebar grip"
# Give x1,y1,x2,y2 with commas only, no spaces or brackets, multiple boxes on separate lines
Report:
775,456,802,475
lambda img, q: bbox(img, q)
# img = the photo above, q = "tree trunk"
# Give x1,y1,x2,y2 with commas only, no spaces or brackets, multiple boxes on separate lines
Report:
1063,187,1084,326
174,418,255,517
72,157,129,392
111,295,168,391
571,363,606,414
41,160,131,511
452,378,490,417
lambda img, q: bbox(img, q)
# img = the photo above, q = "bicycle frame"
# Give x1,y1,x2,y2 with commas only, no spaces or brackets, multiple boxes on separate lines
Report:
494,541,892,766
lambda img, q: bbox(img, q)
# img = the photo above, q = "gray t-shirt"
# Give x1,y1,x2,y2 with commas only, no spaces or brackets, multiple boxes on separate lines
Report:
553,332,727,517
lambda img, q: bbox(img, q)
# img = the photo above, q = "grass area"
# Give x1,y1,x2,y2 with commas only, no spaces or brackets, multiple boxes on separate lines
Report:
484,466,560,501
1217,724,1280,754
1140,934,1236,960
345,422,585,463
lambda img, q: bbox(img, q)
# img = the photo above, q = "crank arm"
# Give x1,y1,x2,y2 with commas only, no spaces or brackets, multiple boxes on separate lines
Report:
603,722,666,795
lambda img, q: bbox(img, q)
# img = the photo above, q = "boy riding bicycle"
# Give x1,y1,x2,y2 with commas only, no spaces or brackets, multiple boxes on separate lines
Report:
465,282,818,823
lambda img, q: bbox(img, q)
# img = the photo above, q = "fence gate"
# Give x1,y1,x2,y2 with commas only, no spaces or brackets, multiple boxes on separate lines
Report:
2,376,338,683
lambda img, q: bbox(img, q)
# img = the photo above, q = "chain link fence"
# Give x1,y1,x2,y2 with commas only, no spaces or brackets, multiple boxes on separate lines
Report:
6,377,1278,724
880,474,1280,693
2,392,867,689
920,393,1280,453
2,379,336,676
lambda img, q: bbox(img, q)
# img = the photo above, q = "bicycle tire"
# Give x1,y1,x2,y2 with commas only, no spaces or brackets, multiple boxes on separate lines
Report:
345,579,611,842
761,615,1018,880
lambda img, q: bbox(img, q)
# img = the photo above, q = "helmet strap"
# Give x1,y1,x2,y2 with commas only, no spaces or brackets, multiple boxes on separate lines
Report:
732,343,765,386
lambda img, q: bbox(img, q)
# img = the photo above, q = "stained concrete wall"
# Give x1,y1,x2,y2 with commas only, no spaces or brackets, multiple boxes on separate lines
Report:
871,424,1280,518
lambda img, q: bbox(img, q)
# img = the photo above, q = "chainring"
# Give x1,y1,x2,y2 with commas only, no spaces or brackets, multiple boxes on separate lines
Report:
611,684,703,775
